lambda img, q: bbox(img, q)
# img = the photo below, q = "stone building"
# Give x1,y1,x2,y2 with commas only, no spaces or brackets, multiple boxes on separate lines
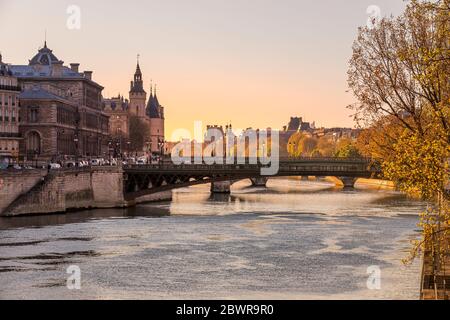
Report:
10,42,109,163
129,63,147,118
146,85,165,154
104,60,165,155
0,54,22,163
103,95,129,138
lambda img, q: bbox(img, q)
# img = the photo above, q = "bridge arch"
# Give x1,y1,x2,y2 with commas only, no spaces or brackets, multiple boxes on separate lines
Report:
123,158,380,201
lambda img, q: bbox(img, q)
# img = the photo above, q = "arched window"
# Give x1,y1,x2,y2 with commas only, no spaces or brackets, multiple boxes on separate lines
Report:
26,131,41,156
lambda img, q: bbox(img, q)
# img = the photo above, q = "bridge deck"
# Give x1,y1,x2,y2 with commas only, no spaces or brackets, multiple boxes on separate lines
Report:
122,158,380,199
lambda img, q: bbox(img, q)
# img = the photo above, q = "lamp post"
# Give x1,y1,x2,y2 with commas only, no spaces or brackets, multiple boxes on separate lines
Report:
146,141,151,164
158,138,165,164
34,149,38,168
108,141,112,160
74,136,79,166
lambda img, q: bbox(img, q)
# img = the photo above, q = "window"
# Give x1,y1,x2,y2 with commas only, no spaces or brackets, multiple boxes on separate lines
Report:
57,105,76,125
29,107,39,123
26,131,41,156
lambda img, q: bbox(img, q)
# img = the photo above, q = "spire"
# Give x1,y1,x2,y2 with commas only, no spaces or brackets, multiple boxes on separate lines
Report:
44,29,47,48
146,82,161,118
154,84,160,107
130,56,145,93
135,54,142,75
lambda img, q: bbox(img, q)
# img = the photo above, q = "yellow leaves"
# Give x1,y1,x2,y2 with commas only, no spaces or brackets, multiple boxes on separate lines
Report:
382,129,449,201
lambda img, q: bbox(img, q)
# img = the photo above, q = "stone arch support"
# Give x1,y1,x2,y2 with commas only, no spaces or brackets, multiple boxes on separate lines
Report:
337,177,357,189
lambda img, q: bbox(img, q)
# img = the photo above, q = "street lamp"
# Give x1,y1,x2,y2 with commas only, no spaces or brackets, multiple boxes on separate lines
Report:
116,142,120,159
146,141,151,164
34,149,38,168
157,138,165,164
74,136,79,166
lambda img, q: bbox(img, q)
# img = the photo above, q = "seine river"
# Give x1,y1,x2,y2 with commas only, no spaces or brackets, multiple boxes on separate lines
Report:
0,178,426,300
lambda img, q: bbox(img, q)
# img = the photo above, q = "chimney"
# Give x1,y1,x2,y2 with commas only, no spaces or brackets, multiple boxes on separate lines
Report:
84,71,93,80
51,61,64,77
70,63,80,73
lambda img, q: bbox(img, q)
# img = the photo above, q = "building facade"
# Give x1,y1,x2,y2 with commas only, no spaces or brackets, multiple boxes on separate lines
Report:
104,61,165,156
146,85,165,154
0,54,22,163
10,42,109,163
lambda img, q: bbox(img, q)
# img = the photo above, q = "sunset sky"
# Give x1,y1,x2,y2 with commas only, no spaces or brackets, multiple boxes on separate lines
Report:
0,0,406,138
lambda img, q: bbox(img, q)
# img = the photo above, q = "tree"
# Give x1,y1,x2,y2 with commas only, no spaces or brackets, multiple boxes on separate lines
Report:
348,0,450,266
316,136,336,157
129,116,150,152
348,0,449,142
287,132,318,157
334,138,361,158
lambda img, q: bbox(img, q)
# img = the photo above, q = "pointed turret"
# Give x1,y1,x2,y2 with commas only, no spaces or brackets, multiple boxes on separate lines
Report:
147,83,163,118
130,56,145,94
128,56,147,117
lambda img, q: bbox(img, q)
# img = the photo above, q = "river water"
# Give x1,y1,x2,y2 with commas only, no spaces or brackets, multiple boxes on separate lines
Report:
0,178,426,300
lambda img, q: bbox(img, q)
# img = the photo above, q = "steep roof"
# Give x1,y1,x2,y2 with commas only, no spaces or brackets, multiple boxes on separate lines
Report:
0,54,13,76
19,87,74,104
146,87,162,118
9,42,103,89
10,64,81,78
130,61,146,94
29,41,63,66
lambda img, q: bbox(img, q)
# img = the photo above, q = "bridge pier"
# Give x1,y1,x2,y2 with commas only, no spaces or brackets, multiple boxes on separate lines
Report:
211,181,231,194
338,177,358,189
250,177,268,187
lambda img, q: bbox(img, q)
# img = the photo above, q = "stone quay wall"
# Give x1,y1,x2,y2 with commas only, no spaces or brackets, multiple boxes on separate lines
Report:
0,167,131,217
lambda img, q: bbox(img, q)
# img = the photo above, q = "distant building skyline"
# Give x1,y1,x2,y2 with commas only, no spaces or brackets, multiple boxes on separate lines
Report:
0,0,407,138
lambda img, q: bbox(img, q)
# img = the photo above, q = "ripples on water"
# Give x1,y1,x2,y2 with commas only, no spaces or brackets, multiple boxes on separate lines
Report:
0,178,425,300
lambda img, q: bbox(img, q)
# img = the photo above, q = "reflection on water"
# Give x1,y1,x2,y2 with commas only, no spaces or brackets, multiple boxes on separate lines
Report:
0,178,425,300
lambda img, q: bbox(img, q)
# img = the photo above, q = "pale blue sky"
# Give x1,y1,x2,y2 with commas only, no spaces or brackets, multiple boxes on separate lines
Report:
0,0,406,134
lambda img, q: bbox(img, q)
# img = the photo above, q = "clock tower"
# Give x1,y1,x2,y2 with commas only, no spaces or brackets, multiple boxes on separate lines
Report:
129,57,147,118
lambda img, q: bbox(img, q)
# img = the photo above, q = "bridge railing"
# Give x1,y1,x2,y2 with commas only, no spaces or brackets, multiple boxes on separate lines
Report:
149,156,374,167
123,157,380,173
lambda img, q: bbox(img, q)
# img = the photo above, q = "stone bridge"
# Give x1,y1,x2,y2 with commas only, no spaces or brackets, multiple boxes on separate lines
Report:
123,158,380,199
0,158,380,216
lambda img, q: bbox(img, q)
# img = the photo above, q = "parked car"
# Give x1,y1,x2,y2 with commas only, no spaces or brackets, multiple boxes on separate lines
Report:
65,161,76,168
136,159,146,165
48,163,62,170
90,159,101,166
